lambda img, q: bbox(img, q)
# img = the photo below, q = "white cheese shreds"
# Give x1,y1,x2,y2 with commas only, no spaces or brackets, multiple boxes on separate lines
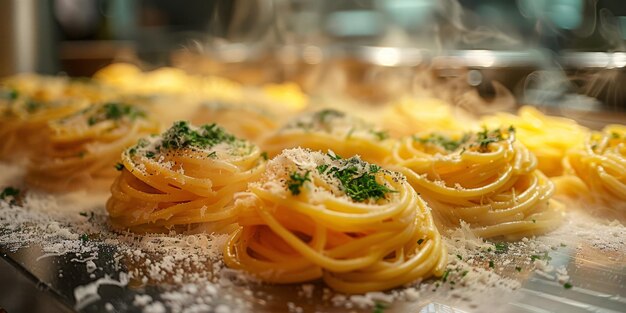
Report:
0,162,625,312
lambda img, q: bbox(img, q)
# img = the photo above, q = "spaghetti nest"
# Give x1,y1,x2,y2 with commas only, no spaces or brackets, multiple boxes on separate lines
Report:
555,125,626,219
190,101,279,144
481,106,589,177
106,121,265,233
26,102,159,192
224,148,447,293
262,109,393,164
389,127,563,239
0,75,112,158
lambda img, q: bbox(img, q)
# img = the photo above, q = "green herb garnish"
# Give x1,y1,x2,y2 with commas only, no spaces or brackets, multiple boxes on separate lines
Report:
160,121,238,150
25,100,42,113
442,269,450,282
114,162,124,171
489,260,495,268
329,158,395,202
563,282,573,289
287,171,310,196
327,151,342,160
515,266,522,272
87,102,146,125
494,242,508,254
370,130,389,141
0,186,20,204
417,239,425,245
316,164,329,174
260,152,268,160
1,89,19,100
80,234,89,242
414,133,469,151
373,302,387,313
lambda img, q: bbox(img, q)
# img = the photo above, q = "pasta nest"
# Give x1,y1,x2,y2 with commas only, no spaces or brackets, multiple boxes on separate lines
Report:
26,102,159,192
107,121,265,233
224,148,447,293
388,127,563,239
262,109,393,164
555,124,626,219
481,106,589,177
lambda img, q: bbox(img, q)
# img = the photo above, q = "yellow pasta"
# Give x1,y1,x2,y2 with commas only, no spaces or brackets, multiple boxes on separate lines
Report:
190,101,279,144
262,109,393,164
481,106,589,176
0,75,112,159
106,121,265,233
388,127,563,239
26,102,159,192
93,63,244,103
555,125,626,219
224,148,447,293
383,96,475,138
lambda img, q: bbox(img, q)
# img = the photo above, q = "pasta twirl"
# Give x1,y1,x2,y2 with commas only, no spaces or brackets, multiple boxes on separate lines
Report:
481,106,589,177
262,109,393,164
224,148,447,293
555,125,626,219
0,75,112,158
106,121,265,233
389,127,563,239
26,102,159,192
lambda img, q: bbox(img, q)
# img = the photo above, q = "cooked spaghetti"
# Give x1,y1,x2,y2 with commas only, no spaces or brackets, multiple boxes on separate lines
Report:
555,125,626,219
383,97,474,138
190,101,279,144
481,106,589,176
106,121,265,233
26,102,159,191
0,75,108,159
388,127,563,239
224,148,447,293
262,109,393,164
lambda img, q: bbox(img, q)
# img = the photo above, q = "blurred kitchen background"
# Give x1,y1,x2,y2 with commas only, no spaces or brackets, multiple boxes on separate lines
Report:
1,0,625,113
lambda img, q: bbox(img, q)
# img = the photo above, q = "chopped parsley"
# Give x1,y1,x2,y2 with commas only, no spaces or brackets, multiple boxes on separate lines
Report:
417,239,425,245
161,121,237,150
494,242,508,254
1,89,19,100
515,266,522,272
611,132,620,139
475,127,504,152
489,260,495,268
260,152,268,160
369,130,389,141
456,254,463,260
25,100,42,113
563,282,573,289
316,109,344,124
208,151,218,158
287,171,310,196
327,151,342,160
326,157,396,202
373,302,387,313
80,234,89,242
0,187,20,204
316,164,329,174
87,102,146,125
414,133,469,151
114,163,124,171
441,269,450,282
